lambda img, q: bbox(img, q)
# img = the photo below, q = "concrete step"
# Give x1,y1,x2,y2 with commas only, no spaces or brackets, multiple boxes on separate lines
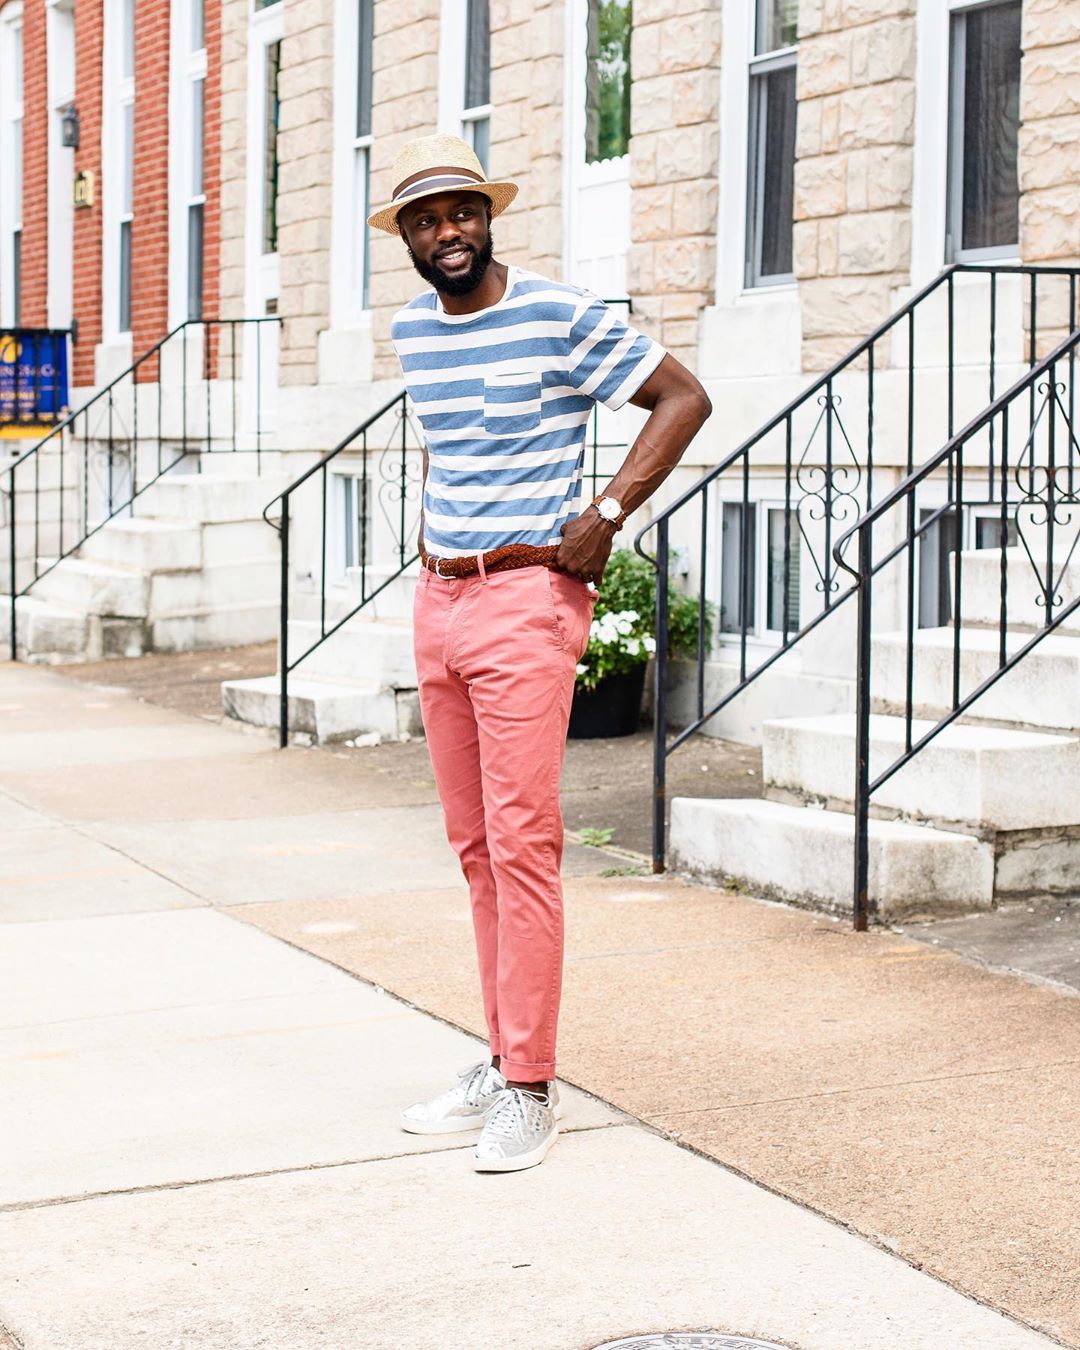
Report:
149,556,279,616
287,618,416,688
32,558,149,618
0,595,89,662
79,518,203,572
222,674,422,743
344,563,418,620
871,626,1080,730
670,797,994,919
763,713,1080,831
953,548,1080,634
202,518,278,567
146,473,288,524
151,600,279,652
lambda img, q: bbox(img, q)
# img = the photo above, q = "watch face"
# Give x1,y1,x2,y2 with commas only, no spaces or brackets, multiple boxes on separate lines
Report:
597,498,621,521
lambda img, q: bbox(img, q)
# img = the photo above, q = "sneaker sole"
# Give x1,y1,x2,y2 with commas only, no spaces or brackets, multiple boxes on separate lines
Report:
473,1124,559,1173
399,1114,490,1136
400,1100,562,1136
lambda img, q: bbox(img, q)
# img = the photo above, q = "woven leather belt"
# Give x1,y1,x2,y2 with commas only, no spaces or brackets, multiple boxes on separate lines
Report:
420,543,561,580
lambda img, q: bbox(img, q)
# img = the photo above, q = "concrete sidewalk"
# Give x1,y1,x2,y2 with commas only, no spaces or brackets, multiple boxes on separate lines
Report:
0,662,1073,1350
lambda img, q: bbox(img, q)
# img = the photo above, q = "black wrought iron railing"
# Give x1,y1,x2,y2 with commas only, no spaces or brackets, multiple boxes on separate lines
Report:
834,321,1080,929
262,388,423,748
264,304,634,749
634,264,1080,872
3,317,279,660
0,327,70,428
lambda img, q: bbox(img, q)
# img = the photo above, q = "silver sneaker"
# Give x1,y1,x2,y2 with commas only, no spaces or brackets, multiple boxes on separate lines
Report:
473,1085,560,1172
400,1062,506,1135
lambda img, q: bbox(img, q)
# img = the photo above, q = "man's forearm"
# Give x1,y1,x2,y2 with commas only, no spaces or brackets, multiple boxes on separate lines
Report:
603,387,711,517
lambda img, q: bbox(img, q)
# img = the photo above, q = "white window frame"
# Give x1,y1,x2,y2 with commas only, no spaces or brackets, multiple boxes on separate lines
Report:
0,3,25,328
330,0,374,326
437,0,491,168
717,493,805,646
46,0,75,331
745,2,797,290
911,0,1020,283
102,0,136,339
716,0,798,305
168,0,208,326
330,466,374,581
244,0,283,318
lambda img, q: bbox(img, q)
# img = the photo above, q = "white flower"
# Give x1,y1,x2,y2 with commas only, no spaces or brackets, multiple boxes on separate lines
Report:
575,663,588,676
643,635,657,653
626,638,641,657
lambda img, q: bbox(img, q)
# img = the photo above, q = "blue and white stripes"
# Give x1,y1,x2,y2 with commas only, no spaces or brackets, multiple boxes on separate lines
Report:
390,267,664,558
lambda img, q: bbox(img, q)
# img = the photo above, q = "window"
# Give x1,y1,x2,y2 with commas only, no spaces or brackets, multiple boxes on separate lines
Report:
745,0,797,287
721,501,757,634
355,0,374,309
766,506,800,633
946,1,1021,260
974,515,1018,551
337,472,372,574
585,0,631,164
463,0,490,169
119,100,134,331
187,77,205,319
721,500,802,638
262,41,281,255
7,20,23,325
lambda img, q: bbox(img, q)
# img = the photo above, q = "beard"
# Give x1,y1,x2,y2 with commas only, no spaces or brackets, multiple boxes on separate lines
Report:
408,233,494,297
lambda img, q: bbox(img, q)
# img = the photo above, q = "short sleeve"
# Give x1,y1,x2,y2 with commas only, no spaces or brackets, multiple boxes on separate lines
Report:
565,296,666,411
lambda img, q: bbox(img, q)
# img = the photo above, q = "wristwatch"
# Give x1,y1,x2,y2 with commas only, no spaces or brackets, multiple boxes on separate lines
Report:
592,496,627,531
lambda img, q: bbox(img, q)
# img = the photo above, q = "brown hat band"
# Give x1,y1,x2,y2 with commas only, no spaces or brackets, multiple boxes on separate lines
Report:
393,165,485,200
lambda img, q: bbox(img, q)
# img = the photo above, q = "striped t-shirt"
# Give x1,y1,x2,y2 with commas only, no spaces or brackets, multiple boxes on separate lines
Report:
390,266,665,559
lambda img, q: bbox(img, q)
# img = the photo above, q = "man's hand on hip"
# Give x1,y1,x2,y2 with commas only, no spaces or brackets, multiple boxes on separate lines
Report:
555,509,615,583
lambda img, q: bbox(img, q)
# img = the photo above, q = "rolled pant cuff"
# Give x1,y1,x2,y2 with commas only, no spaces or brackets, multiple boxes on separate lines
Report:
499,1059,555,1084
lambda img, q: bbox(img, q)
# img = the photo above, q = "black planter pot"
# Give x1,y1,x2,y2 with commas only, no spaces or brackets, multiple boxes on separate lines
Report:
567,663,648,739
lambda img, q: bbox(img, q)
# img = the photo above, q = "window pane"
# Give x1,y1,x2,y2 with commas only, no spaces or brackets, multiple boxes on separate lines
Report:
585,0,632,164
721,501,757,633
254,0,282,9
191,0,205,52
954,2,1021,253
191,77,205,197
756,0,797,54
975,516,1018,550
262,42,281,254
187,202,204,320
356,0,374,139
464,0,490,111
121,0,135,80
469,115,490,173
918,508,959,628
748,62,796,282
121,101,134,214
767,508,800,631
12,229,20,327
357,147,371,309
119,219,132,331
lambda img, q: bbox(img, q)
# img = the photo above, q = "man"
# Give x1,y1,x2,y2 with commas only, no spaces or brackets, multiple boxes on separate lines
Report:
368,134,710,1173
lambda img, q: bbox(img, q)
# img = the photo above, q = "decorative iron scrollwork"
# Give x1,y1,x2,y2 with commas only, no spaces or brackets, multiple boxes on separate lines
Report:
795,392,865,595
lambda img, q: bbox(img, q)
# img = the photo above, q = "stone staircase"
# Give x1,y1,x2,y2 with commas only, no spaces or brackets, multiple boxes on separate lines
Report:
1,468,287,663
671,547,1080,919
221,562,422,743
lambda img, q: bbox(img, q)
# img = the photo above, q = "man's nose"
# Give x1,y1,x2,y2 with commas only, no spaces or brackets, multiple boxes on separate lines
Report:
435,218,461,243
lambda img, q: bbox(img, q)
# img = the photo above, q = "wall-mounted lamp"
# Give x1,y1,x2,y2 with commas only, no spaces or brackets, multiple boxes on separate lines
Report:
60,105,80,150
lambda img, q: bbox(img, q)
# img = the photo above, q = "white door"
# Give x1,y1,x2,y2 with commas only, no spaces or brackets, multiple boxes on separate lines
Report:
563,0,631,301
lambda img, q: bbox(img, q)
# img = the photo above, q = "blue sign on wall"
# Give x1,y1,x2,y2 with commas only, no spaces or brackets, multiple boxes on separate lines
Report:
0,330,70,427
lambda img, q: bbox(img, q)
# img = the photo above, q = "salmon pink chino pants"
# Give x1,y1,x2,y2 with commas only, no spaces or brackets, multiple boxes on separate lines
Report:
413,562,596,1084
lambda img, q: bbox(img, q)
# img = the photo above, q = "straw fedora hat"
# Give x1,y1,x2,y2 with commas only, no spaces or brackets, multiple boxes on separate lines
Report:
367,133,518,236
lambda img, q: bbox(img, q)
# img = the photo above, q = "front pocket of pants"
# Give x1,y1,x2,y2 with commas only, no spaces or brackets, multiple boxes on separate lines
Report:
483,372,542,434
547,571,594,657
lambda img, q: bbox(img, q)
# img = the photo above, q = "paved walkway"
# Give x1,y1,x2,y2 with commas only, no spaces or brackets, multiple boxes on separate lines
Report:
0,662,1074,1350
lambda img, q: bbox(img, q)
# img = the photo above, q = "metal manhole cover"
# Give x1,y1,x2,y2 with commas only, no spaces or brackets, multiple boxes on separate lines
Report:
591,1338,790,1350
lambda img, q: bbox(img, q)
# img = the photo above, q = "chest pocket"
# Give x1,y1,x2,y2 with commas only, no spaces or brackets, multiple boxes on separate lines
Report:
483,371,543,435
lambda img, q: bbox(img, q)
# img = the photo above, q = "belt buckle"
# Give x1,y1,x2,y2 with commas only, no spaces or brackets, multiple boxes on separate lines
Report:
434,557,452,579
